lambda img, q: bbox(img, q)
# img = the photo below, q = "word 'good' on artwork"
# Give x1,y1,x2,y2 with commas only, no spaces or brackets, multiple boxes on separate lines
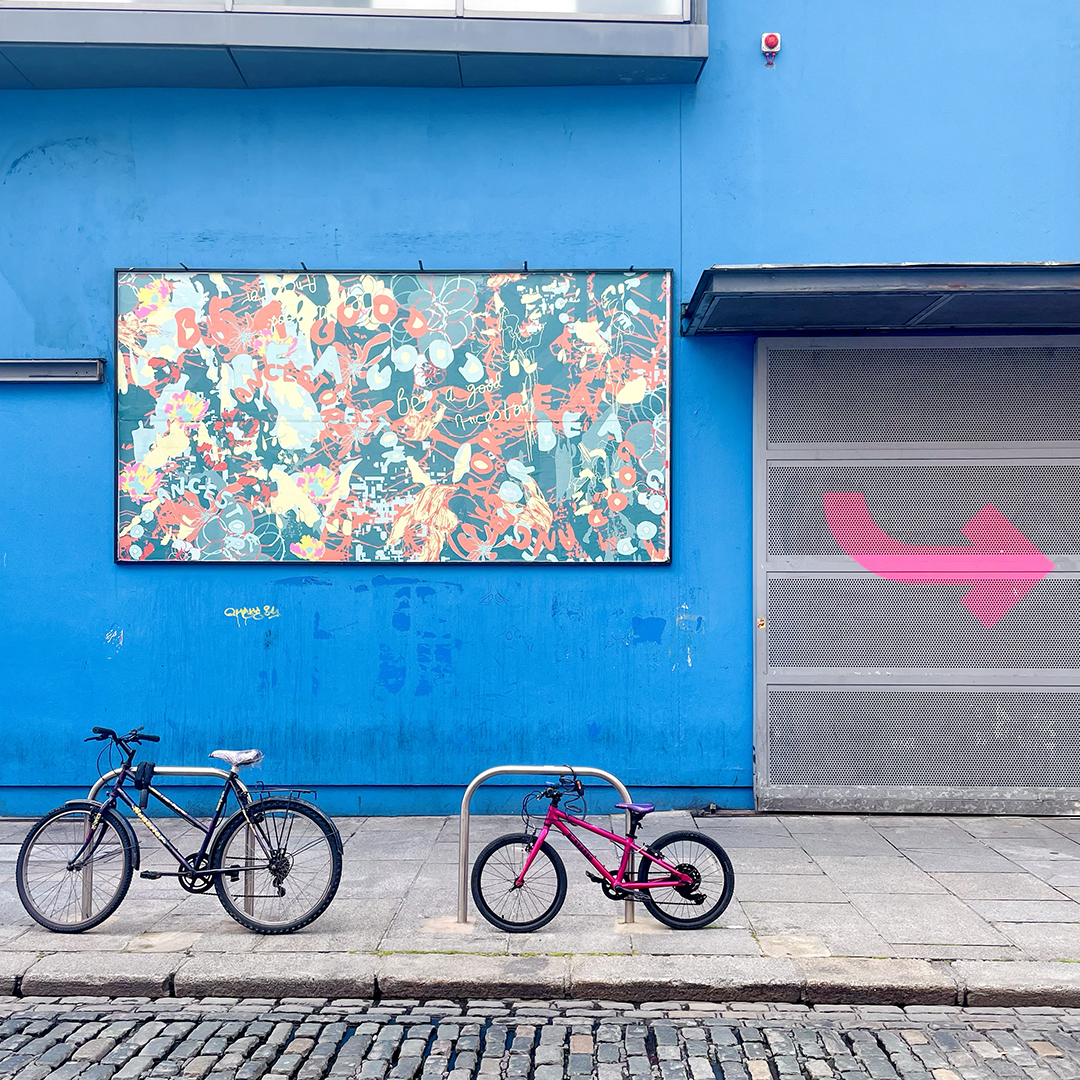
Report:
116,270,671,564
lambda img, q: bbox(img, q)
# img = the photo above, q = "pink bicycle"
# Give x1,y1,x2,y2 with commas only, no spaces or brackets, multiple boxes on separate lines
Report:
471,772,735,931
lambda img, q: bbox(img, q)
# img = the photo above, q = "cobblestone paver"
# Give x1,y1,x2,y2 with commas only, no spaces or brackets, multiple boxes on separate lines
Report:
0,997,1076,1080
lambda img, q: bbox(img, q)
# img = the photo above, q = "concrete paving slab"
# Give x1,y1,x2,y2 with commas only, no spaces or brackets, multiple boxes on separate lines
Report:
813,856,945,894
795,834,900,858
869,824,988,850
741,901,893,958
889,943,1026,961
955,961,1080,1007
954,817,1064,839
21,951,179,997
931,872,1067,900
7,930,139,953
732,874,848,903
985,837,1080,861
1011,860,1080,887
994,923,1080,961
377,953,569,999
728,848,824,876
689,819,800,849
795,958,958,1005
904,849,1023,873
336,860,425,900
174,952,376,998
847,893,1009,946
505,914,632,955
570,954,802,1002
968,900,1080,923
125,931,203,953
629,927,762,956
757,932,830,958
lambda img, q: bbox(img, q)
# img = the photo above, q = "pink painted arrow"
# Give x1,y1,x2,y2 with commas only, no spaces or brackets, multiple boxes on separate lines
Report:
823,493,1055,628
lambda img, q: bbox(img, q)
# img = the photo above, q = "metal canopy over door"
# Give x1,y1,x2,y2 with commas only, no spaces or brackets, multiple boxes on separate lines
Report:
753,335,1080,814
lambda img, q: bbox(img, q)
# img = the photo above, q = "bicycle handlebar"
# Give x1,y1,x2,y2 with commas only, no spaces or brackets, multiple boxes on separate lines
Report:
85,727,160,744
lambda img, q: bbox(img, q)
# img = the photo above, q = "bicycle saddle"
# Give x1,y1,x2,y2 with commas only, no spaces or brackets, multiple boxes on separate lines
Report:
615,802,655,815
210,749,264,768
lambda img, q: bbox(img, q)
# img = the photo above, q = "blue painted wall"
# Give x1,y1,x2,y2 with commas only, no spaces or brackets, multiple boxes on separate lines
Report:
1,1,1077,815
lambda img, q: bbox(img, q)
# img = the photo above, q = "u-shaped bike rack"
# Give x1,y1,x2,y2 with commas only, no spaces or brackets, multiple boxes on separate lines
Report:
458,765,636,925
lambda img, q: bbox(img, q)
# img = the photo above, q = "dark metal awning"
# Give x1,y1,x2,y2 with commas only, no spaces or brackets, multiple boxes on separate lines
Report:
681,262,1080,335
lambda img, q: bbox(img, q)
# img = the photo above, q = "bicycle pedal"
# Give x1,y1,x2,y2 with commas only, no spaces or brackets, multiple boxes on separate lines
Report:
140,871,163,880
585,872,604,884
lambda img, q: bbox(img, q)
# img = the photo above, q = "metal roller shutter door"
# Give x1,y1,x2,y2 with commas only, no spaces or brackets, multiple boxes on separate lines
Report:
753,335,1080,814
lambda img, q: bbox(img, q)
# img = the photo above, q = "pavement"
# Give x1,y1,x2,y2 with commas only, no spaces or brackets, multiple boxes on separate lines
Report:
2,811,1080,1007
0,996,1078,1080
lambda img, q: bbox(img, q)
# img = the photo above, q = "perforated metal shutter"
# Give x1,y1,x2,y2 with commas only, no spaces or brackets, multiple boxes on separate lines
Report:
754,336,1080,813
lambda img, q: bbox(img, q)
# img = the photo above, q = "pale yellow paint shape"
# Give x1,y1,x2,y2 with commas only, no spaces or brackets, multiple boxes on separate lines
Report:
452,442,472,483
616,376,647,404
574,320,609,355
406,455,432,487
142,420,190,470
274,417,303,450
269,466,320,527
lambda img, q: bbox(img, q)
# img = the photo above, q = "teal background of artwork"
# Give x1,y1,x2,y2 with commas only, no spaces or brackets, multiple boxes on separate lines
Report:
0,0,1077,813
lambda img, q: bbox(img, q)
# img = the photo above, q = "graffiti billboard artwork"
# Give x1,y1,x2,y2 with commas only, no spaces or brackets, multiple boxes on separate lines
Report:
115,270,671,563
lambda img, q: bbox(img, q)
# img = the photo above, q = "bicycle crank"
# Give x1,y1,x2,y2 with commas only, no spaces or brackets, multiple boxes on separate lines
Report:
586,872,633,901
178,853,215,894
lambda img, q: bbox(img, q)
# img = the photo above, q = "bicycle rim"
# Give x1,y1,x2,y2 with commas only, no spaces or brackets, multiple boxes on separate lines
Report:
638,831,734,929
214,805,339,931
18,809,131,931
472,835,566,931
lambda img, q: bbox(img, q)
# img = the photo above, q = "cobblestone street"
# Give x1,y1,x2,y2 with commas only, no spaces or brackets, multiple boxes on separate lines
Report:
0,997,1077,1080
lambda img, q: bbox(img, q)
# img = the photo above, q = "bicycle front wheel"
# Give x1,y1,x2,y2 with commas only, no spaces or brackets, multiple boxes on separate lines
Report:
471,833,567,932
211,799,342,934
16,806,134,932
637,830,735,930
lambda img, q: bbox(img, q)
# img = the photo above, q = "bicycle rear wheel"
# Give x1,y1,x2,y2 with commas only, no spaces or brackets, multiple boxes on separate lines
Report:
211,798,342,933
636,830,735,930
17,806,134,932
471,833,567,932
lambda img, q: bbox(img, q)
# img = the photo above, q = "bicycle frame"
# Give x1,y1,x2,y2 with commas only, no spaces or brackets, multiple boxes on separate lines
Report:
518,803,693,891
75,764,268,877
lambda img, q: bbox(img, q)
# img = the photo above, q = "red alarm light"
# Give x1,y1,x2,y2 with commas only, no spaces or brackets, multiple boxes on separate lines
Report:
761,32,781,66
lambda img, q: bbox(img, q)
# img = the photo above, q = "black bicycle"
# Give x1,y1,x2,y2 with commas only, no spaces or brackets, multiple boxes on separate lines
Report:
16,726,343,934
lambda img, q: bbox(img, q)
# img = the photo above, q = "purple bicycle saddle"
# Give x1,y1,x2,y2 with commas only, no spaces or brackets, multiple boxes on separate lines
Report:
615,802,655,815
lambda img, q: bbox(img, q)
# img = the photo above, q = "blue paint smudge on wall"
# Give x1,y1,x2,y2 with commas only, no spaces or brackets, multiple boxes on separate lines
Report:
377,645,406,694
632,617,666,644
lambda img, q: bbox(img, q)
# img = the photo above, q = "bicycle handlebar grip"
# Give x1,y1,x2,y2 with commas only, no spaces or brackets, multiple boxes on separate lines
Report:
91,727,115,736
140,734,161,743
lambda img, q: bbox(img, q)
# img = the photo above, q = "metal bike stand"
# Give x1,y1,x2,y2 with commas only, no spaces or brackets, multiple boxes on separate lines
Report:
458,765,636,925
88,766,250,802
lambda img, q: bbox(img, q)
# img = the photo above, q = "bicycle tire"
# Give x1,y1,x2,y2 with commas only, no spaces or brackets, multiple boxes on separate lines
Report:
210,798,342,934
636,830,735,930
471,833,567,932
16,805,134,933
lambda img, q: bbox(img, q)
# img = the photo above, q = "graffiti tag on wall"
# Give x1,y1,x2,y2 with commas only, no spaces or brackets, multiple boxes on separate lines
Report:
116,270,671,563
